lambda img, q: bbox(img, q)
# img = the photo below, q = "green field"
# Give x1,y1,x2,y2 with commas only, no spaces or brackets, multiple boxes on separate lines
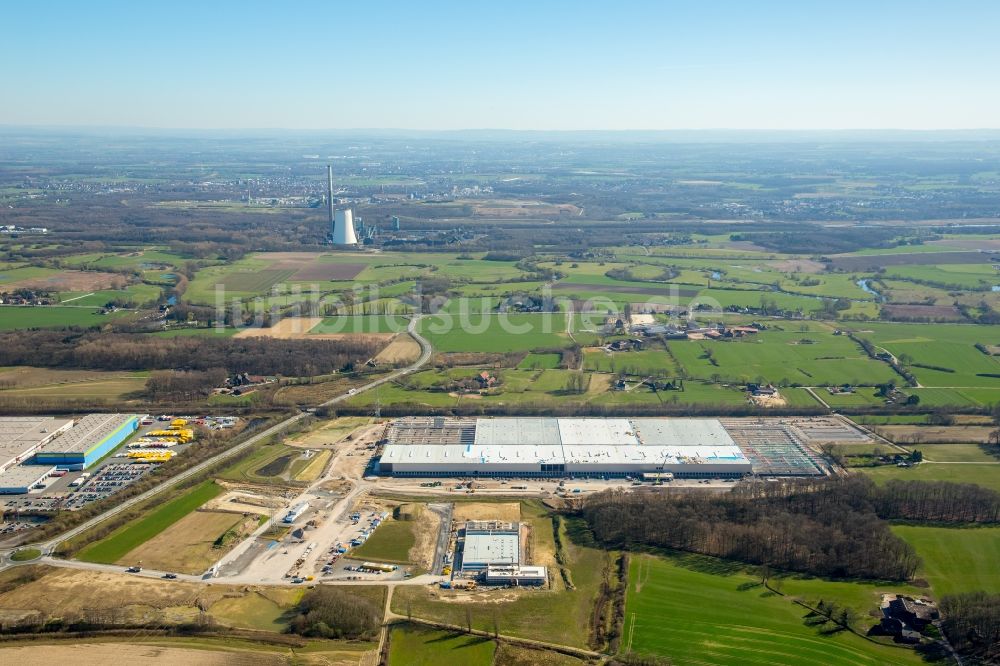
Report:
848,322,1000,389
310,315,410,334
76,481,223,564
822,389,888,407
388,624,495,666
583,349,679,375
209,588,304,632
0,266,61,283
150,327,241,337
860,462,1000,493
909,387,1000,407
217,443,303,485
893,525,1000,597
391,509,605,648
58,283,163,307
351,518,416,564
908,444,999,463
0,306,130,330
418,313,570,352
518,352,562,369
668,329,899,386
9,547,41,562
621,554,926,666
61,249,188,271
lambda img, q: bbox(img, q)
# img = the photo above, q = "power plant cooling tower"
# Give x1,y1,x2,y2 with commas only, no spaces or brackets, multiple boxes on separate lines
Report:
327,165,358,245
333,209,359,245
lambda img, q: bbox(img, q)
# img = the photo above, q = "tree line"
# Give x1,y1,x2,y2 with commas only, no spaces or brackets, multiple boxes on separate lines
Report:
939,592,1000,663
288,586,381,640
579,476,1000,581
0,330,380,377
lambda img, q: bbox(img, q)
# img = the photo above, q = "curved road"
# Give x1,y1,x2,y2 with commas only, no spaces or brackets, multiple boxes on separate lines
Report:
0,316,432,568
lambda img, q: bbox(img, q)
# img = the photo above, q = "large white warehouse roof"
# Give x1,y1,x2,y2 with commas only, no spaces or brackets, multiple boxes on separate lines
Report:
380,417,753,477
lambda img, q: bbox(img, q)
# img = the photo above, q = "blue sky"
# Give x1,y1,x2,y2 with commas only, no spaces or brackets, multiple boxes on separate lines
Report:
3,0,998,130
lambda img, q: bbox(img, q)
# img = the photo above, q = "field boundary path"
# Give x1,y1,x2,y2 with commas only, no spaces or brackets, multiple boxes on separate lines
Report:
382,608,604,662
805,386,830,408
0,315,432,568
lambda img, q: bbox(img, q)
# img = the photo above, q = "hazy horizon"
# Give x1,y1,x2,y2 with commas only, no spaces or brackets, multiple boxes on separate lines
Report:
4,0,1000,131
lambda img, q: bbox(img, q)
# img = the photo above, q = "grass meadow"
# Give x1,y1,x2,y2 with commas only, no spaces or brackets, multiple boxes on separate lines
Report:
77,481,223,564
621,553,926,666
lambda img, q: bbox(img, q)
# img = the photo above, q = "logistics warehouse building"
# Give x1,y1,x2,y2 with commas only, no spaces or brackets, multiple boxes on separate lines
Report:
34,413,140,470
379,417,754,478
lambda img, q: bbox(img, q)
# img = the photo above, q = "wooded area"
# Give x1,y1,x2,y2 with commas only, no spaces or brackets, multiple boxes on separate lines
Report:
940,592,1000,663
289,586,381,640
0,331,380,377
579,477,1000,581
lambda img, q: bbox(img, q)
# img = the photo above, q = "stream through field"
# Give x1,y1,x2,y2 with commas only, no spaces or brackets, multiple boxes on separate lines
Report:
856,279,883,301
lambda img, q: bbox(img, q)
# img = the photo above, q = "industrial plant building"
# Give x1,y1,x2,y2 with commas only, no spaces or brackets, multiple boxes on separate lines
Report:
461,521,521,571
33,413,141,470
0,414,141,492
0,416,74,493
0,417,74,475
327,165,358,245
457,520,548,586
379,417,757,478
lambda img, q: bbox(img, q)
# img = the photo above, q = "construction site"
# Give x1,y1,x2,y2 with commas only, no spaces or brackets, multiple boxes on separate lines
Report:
377,416,845,479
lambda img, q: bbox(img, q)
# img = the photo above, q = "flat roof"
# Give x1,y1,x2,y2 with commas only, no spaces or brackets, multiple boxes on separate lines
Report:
631,418,737,448
45,414,137,455
475,418,561,447
0,417,74,468
0,464,56,489
464,531,519,566
382,443,748,467
558,418,639,446
562,445,748,465
386,417,475,446
382,444,566,466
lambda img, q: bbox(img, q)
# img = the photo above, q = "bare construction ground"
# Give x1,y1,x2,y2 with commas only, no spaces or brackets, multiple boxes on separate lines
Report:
408,504,443,571
120,511,257,574
204,490,285,515
452,501,521,524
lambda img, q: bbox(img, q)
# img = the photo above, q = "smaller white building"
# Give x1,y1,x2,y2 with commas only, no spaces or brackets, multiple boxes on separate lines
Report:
283,501,310,524
484,565,547,586
461,521,520,571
